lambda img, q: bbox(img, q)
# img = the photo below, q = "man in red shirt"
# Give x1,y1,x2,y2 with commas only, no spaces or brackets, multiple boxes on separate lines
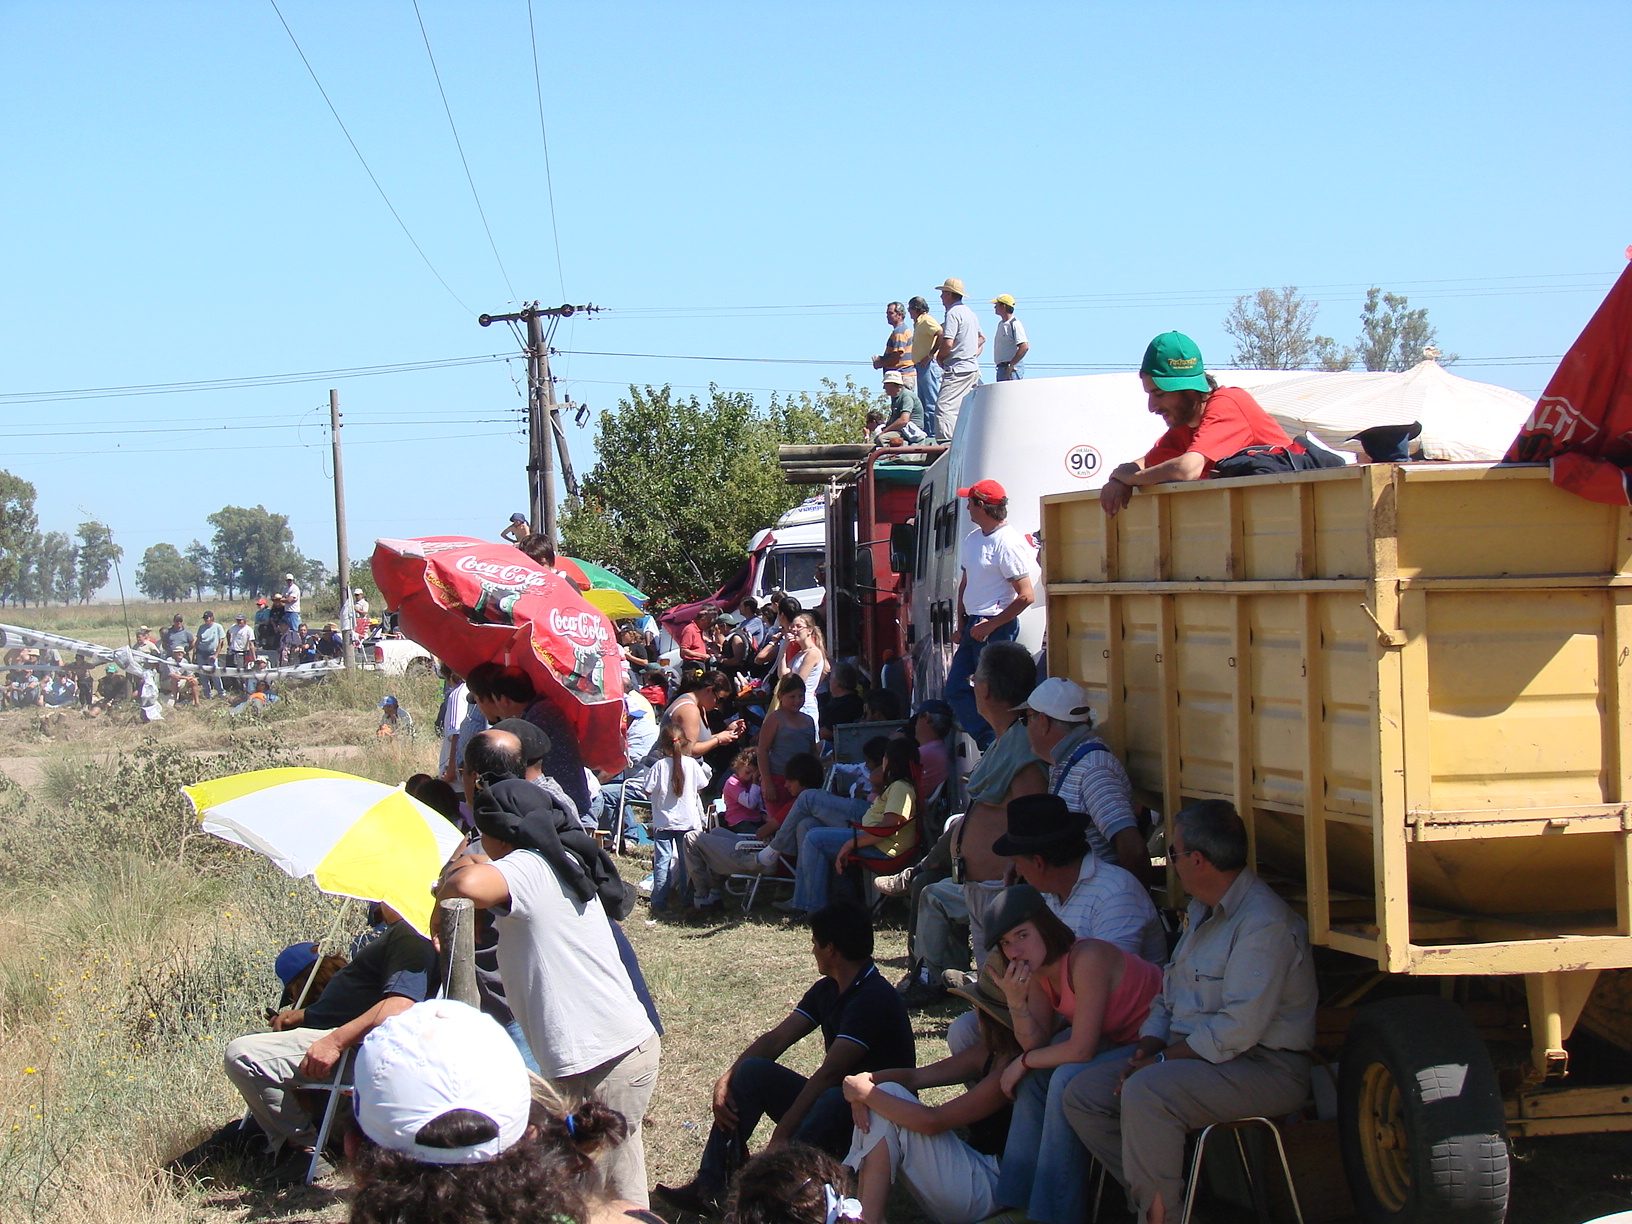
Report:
1100,332,1297,516
679,606,717,664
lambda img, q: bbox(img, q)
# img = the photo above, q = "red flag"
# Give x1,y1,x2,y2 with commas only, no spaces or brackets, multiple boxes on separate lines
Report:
1507,264,1632,504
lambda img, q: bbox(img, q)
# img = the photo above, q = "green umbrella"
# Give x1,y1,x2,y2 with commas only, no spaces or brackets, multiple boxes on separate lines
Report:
567,557,649,604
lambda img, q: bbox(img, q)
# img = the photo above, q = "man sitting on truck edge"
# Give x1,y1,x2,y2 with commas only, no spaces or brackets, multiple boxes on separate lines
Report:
944,479,1036,751
1020,677,1151,885
1062,800,1316,1224
1099,331,1298,518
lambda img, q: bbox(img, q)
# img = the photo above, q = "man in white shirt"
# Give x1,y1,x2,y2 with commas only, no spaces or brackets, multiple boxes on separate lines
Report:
934,277,985,441
991,293,1030,380
281,574,301,632
944,478,1035,749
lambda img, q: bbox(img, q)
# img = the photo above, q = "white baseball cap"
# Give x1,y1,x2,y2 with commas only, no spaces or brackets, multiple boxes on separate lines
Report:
352,588,363,595
1014,676,1094,724
355,999,531,1165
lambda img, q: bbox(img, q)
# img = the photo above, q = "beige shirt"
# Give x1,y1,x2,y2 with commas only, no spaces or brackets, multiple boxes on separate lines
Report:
910,314,942,364
1140,868,1316,1063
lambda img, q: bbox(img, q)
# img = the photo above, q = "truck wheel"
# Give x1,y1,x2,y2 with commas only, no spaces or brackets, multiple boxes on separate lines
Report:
1338,996,1509,1224
404,658,434,678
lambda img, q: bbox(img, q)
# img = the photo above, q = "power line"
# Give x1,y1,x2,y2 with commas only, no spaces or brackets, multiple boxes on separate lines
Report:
526,0,567,298
0,430,520,462
412,0,515,301
0,418,518,441
0,353,513,405
267,0,473,314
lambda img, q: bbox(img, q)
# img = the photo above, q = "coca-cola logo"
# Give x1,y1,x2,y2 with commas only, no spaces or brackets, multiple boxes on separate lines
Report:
455,556,550,588
549,607,609,646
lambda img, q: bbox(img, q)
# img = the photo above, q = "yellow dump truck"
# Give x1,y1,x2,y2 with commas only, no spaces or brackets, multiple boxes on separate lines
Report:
1043,461,1632,1224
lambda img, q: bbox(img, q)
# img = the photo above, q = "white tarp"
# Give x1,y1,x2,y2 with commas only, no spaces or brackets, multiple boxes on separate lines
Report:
1239,360,1535,461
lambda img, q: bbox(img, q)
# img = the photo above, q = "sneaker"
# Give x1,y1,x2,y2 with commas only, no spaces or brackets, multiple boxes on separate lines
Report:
900,978,947,1009
873,867,914,897
895,965,927,992
755,846,781,872
772,899,805,915
165,1117,269,1175
941,968,978,992
256,1148,334,1189
655,1179,725,1217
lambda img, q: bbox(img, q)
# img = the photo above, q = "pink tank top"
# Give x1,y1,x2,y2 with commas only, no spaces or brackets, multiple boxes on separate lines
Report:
1041,943,1163,1047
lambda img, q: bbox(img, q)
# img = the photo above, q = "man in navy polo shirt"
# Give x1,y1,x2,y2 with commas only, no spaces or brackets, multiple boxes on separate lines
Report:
657,903,916,1216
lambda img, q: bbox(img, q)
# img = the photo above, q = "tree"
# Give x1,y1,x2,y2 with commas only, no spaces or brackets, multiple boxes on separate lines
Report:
1221,286,1347,370
1355,288,1454,372
74,520,121,604
29,531,76,606
0,471,39,606
206,505,302,595
184,540,214,600
561,379,878,603
135,543,197,602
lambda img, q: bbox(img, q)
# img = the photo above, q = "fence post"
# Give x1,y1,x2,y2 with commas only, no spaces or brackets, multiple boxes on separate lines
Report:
438,897,479,1007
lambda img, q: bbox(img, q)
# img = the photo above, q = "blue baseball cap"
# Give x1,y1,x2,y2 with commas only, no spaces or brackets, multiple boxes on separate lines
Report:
274,942,320,986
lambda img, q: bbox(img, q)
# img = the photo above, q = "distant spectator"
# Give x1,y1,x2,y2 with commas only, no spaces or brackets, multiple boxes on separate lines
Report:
349,588,371,643
908,295,942,438
465,662,592,821
161,614,193,658
3,669,42,709
166,649,202,707
280,572,302,631
679,608,716,665
195,610,226,698
93,663,129,713
934,278,985,441
253,596,277,653
912,700,954,797
316,622,345,660
819,661,866,745
643,722,711,914
377,695,412,739
43,672,77,708
878,372,928,445
231,678,279,717
134,625,162,658
638,665,670,711
758,675,819,825
863,688,902,723
870,301,916,387
738,597,768,652
864,409,886,444
991,294,1029,380
227,613,255,682
784,738,919,918
501,512,531,544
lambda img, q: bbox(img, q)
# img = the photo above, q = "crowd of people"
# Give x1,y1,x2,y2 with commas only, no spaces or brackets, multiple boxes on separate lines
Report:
865,279,1030,448
164,328,1340,1224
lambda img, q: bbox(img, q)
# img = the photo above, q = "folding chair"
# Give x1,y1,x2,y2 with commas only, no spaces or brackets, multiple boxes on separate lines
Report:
304,1047,355,1184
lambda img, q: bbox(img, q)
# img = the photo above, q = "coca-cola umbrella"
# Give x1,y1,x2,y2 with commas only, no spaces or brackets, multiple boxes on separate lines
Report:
371,537,626,772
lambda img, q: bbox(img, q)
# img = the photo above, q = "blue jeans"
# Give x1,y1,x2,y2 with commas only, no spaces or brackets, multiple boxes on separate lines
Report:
196,653,224,696
651,829,688,911
595,775,647,843
915,357,940,438
768,790,870,857
944,618,1021,750
791,826,886,912
695,1056,852,1192
504,1019,541,1074
996,1040,1134,1224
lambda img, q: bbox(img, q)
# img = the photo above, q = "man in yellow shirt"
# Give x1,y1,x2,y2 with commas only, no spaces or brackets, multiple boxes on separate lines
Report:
908,295,942,437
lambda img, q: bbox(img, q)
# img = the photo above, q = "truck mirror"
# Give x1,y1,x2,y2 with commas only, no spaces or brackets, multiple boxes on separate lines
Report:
889,523,917,575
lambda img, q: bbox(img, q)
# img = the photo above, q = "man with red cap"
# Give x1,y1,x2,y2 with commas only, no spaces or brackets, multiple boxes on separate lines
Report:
944,479,1036,749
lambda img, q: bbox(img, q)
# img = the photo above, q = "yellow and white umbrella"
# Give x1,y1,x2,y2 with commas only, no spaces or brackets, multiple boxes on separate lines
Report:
183,767,467,937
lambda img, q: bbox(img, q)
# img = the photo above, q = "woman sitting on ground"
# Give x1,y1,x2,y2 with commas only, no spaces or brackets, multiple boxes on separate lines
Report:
841,972,1021,1224
988,884,1163,1224
757,675,818,825
783,737,919,918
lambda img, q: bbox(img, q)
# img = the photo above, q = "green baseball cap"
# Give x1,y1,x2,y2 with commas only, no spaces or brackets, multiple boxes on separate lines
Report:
1141,331,1210,392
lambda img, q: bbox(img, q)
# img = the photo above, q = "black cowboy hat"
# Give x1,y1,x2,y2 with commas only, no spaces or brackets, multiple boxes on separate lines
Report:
991,793,1090,858
983,883,1052,953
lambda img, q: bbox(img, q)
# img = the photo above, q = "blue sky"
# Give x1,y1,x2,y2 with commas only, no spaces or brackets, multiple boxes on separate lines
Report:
2,1,1627,590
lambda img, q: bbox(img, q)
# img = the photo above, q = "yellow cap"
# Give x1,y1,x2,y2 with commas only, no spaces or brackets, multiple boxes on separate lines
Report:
991,294,1016,308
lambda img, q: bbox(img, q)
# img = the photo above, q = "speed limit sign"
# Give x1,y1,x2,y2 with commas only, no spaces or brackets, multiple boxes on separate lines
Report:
1064,444,1102,480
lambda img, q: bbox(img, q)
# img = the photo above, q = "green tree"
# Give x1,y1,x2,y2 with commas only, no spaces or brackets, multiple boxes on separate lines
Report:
30,531,76,606
1222,286,1349,370
561,379,877,603
135,543,197,602
206,505,304,595
1355,288,1455,372
0,471,39,606
184,540,214,600
74,520,121,604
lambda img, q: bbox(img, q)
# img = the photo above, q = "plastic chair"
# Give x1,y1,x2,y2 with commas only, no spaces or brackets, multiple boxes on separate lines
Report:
1178,1116,1304,1224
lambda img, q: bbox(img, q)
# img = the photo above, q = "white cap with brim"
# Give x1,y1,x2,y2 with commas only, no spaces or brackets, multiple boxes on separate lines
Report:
1013,676,1094,724
356,1000,531,1166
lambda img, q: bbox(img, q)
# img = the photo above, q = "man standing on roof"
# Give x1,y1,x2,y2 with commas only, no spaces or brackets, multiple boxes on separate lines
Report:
934,278,985,441
991,294,1029,380
908,296,942,438
1100,331,1298,517
501,512,530,544
871,301,916,388
281,573,302,631
943,479,1036,750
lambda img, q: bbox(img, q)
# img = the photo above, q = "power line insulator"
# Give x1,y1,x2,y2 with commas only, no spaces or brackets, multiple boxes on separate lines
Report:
557,303,576,318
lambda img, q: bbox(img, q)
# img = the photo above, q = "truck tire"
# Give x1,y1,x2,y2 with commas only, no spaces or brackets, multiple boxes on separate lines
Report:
1338,996,1509,1224
404,657,434,678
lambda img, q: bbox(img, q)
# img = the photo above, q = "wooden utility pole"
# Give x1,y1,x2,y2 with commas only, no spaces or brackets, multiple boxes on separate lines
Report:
479,302,599,554
329,389,355,671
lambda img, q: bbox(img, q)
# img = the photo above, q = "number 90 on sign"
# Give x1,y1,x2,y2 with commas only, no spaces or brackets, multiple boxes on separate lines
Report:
1064,444,1102,479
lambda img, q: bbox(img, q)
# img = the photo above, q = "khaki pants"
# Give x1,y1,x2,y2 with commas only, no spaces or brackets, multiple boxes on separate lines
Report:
222,1026,333,1154
552,1034,662,1207
1061,1046,1310,1219
935,368,981,441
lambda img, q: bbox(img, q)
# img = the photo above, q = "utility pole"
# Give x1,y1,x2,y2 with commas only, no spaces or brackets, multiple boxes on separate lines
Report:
479,302,599,554
329,389,355,671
